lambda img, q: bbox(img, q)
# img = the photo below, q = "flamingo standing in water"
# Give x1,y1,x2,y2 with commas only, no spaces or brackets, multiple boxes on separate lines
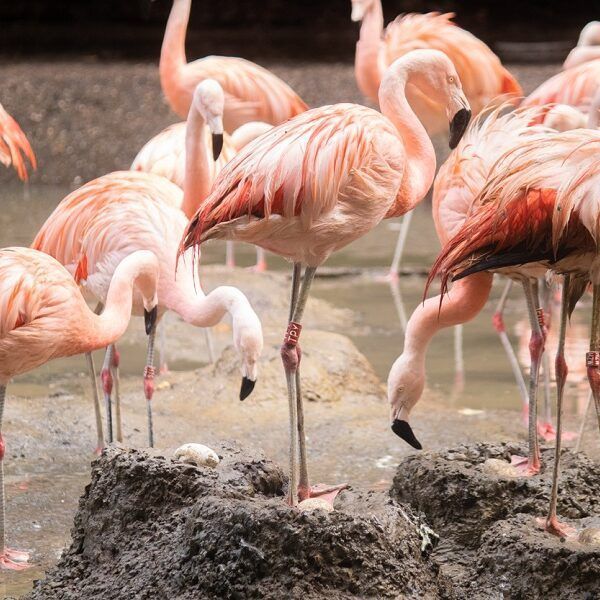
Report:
563,21,600,70
132,80,272,271
159,0,307,131
350,2,521,134
179,50,471,507
0,247,159,569
424,128,600,537
32,171,263,449
0,104,36,181
387,107,552,472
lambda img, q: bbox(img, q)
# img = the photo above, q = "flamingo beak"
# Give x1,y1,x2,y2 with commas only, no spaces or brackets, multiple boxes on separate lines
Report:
391,419,422,450
144,306,158,335
448,108,471,149
212,133,224,161
351,3,365,21
240,376,256,400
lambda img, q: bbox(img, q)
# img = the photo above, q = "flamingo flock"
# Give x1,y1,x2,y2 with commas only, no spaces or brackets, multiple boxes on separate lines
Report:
1,0,600,572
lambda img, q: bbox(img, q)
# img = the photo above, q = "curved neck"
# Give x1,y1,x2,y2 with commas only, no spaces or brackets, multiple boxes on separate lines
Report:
403,273,493,366
379,68,437,217
160,0,191,116
355,0,384,102
182,107,212,219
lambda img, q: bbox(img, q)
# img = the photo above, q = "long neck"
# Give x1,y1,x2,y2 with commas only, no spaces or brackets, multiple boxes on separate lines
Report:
403,273,493,367
355,0,384,103
87,272,138,349
181,107,212,219
379,70,437,217
160,0,191,116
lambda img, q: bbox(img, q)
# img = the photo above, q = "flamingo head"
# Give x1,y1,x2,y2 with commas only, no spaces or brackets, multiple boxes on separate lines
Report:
233,309,263,401
193,79,225,160
350,0,374,22
129,250,160,334
387,352,425,450
578,21,600,47
543,104,586,132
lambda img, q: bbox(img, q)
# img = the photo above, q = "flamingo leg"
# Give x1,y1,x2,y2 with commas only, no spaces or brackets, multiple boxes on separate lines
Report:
0,385,30,570
574,390,593,453
158,315,169,375
203,328,216,364
253,247,267,273
586,283,600,438
144,326,157,448
111,345,123,443
85,353,104,454
388,210,414,279
100,345,114,444
453,324,465,391
511,278,544,476
539,278,555,439
540,275,575,537
287,266,348,507
225,241,235,269
492,279,529,416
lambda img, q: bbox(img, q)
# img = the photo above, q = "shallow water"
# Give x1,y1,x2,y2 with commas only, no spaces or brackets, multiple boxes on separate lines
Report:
0,183,593,596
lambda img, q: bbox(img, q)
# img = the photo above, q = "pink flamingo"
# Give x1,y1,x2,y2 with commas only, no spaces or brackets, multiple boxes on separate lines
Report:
350,2,521,135
388,106,556,475
179,50,471,507
563,21,600,69
0,247,159,570
32,170,263,449
0,104,36,181
132,80,272,270
159,0,307,131
424,128,600,537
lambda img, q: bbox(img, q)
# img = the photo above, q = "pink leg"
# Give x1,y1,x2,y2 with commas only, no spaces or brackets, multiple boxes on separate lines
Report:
225,241,235,269
144,327,157,448
112,346,123,443
250,247,267,273
0,385,30,570
100,346,114,444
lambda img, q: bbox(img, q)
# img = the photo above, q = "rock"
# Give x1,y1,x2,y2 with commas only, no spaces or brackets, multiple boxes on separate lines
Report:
173,443,220,468
25,443,452,600
297,498,333,512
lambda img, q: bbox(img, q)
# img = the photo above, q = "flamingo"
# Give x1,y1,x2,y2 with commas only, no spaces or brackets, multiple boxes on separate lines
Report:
132,80,272,271
0,247,159,570
387,106,556,475
32,170,263,449
423,128,600,537
179,50,471,507
563,21,600,70
0,104,36,181
350,2,521,135
159,0,307,131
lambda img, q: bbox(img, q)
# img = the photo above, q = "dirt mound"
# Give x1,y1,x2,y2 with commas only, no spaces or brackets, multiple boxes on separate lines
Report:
25,443,451,600
391,442,600,548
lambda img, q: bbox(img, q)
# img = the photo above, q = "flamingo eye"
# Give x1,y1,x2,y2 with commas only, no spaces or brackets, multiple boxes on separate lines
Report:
448,76,455,84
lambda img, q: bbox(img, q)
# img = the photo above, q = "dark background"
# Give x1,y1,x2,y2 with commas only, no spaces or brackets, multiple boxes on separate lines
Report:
2,1,600,61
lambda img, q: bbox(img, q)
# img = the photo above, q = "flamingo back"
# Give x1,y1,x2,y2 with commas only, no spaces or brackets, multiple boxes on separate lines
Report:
0,104,36,181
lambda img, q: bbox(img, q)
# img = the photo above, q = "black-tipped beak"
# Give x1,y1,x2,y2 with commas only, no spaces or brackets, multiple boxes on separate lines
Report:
448,108,471,150
391,419,422,450
212,133,223,161
240,377,256,401
144,306,158,335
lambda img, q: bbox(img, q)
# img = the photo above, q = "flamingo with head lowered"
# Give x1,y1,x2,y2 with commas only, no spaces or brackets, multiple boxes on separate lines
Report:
179,50,471,508
0,247,159,570
159,0,307,132
0,104,36,181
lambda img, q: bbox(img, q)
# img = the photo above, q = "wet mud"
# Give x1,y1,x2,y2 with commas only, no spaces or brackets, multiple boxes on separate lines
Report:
392,443,600,599
24,444,451,600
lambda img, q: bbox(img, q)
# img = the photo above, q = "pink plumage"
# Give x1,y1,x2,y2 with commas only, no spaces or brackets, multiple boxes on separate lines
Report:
0,104,36,181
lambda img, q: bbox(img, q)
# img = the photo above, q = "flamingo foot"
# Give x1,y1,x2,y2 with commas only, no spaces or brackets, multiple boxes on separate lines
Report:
0,548,30,570
93,445,103,456
536,516,576,539
297,483,349,510
510,454,541,477
247,261,267,273
159,363,170,376
376,270,400,284
226,259,235,269
537,421,556,441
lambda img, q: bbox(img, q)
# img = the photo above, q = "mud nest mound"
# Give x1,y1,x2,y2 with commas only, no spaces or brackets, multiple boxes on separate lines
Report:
392,442,600,599
26,442,451,600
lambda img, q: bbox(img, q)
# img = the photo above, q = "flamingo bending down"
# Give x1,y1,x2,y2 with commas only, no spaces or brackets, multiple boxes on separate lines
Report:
132,80,272,270
179,50,471,507
0,104,36,181
159,0,307,131
422,128,600,537
387,107,550,472
563,21,600,70
350,2,521,135
32,171,263,448
0,247,159,569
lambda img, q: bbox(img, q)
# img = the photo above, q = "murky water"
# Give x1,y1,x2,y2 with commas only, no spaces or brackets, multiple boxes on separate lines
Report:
0,183,593,596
